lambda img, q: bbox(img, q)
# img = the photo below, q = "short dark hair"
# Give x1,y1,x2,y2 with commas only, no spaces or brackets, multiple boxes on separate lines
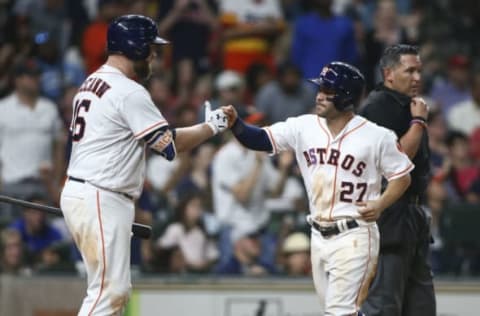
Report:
379,44,419,70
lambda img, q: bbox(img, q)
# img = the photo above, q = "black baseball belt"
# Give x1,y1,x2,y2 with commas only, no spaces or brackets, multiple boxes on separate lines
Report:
68,176,134,201
310,218,359,238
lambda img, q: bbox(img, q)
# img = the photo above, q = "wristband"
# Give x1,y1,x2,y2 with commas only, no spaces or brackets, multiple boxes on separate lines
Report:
411,116,427,123
410,119,427,129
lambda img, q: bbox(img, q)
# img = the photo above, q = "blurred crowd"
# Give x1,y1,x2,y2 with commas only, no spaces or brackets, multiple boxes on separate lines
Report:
0,0,479,278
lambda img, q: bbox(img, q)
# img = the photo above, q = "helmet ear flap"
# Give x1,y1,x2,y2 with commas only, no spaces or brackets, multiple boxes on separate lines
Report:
132,41,151,60
333,94,353,111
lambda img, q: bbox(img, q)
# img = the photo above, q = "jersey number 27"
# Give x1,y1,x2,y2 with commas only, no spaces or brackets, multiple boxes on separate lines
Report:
340,181,367,203
71,99,91,141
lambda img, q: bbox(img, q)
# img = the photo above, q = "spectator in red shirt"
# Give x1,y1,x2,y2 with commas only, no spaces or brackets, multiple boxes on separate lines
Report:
435,131,480,201
81,0,125,74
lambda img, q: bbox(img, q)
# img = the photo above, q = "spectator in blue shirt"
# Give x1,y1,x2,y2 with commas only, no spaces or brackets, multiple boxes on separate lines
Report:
291,0,358,78
9,193,63,260
215,229,277,276
33,31,85,101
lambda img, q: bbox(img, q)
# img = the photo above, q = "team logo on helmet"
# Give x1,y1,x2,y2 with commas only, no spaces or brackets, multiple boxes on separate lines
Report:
320,66,338,78
320,66,329,76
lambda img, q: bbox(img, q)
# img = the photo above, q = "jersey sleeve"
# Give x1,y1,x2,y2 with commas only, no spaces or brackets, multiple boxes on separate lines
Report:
120,89,168,139
263,117,299,155
379,130,414,181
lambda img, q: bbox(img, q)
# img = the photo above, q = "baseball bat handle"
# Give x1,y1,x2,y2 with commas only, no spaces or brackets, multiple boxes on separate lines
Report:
0,195,152,239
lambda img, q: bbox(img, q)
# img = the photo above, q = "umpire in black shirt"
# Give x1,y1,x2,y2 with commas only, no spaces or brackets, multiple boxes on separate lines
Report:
360,44,436,316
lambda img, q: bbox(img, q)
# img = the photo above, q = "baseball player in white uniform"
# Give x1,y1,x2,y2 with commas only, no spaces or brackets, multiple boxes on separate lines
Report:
223,62,413,315
60,15,229,315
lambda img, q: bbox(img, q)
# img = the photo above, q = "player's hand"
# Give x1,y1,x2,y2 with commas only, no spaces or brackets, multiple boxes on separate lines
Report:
410,97,429,120
204,101,228,135
356,200,384,222
220,105,238,128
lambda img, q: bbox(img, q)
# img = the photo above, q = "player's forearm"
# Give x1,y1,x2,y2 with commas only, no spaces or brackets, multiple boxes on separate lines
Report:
399,124,424,159
174,123,215,152
378,174,411,210
231,118,273,152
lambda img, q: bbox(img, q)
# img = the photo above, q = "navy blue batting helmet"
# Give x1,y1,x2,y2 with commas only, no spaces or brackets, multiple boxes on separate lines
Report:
309,62,365,111
107,15,168,61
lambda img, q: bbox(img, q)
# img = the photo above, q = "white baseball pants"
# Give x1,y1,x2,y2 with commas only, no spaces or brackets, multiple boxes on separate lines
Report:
311,222,379,316
61,180,134,316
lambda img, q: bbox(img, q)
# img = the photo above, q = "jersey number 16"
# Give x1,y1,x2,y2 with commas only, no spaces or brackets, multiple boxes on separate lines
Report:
71,99,91,141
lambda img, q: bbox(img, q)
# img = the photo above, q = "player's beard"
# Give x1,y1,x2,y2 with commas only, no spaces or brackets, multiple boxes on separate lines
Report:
315,102,331,118
133,60,152,81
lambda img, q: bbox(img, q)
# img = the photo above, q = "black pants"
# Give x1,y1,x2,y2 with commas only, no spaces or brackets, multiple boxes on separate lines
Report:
361,206,436,316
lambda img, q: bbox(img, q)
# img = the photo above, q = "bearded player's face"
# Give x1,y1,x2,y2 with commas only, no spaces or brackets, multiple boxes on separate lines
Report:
133,45,156,80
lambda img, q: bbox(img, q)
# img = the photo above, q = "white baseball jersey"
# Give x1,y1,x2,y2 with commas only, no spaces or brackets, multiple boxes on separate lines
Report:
264,114,414,221
67,64,167,198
